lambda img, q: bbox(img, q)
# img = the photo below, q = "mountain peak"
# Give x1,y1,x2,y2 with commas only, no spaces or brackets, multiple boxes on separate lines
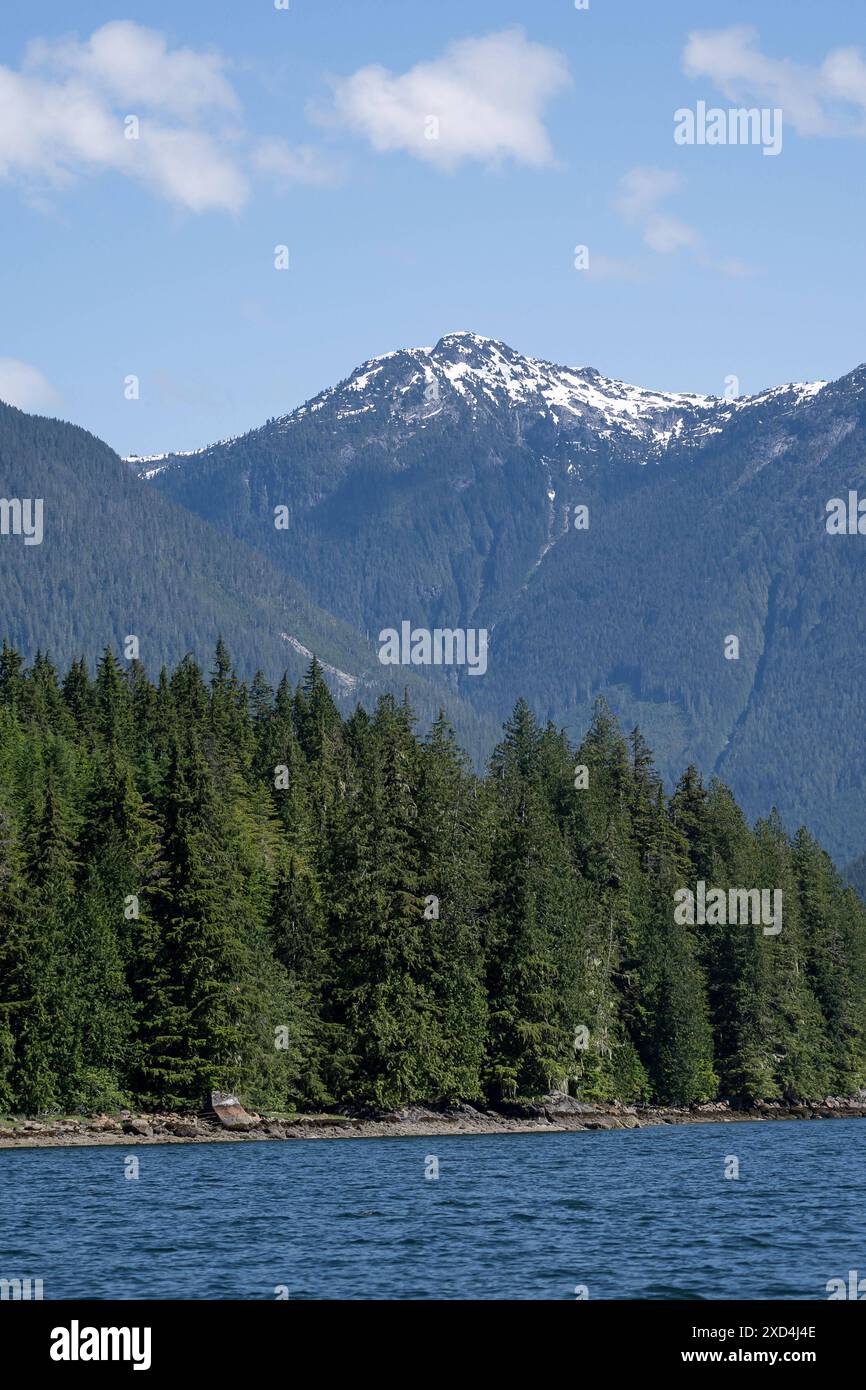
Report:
360,332,723,446
432,330,511,355
126,335,836,472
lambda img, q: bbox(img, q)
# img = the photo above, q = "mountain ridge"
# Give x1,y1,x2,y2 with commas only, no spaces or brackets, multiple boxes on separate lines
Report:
132,333,866,864
125,330,832,476
0,395,496,749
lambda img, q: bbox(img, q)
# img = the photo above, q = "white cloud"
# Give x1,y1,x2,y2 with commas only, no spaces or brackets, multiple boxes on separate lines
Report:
319,28,571,171
0,359,59,411
822,47,866,115
683,26,866,138
24,20,238,120
0,22,245,212
137,124,249,213
0,21,330,212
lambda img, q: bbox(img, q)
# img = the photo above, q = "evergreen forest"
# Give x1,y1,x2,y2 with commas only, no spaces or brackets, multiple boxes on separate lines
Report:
1,640,864,1117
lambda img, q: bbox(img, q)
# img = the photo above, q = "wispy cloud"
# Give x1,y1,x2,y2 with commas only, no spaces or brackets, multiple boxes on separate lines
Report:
0,359,59,412
584,253,641,283
615,167,699,253
615,167,699,254
683,26,866,138
317,28,571,172
613,166,753,278
254,138,339,188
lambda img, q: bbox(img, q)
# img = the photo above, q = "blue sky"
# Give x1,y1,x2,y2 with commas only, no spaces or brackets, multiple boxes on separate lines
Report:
1,0,864,456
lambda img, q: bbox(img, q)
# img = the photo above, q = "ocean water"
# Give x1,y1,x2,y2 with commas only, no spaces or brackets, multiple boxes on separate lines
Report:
1,1119,863,1299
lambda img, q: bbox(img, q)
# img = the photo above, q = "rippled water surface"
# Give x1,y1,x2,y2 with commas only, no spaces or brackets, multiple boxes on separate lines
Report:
1,1119,863,1298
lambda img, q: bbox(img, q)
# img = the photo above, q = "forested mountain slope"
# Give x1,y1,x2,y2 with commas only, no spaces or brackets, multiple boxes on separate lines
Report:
135,334,866,861
0,398,491,745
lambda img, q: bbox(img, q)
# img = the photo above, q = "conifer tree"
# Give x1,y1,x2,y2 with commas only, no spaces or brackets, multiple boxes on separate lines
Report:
795,828,866,1093
327,693,433,1107
484,702,587,1096
138,734,289,1108
414,711,487,1100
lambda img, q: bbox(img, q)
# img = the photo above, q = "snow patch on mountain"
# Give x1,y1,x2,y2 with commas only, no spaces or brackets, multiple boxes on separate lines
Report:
125,433,245,475
126,450,196,479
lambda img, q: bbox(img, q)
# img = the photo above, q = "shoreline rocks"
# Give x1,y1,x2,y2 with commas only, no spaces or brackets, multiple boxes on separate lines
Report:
2,1091,866,1148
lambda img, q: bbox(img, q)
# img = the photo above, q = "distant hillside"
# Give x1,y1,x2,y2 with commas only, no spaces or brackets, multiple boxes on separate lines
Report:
0,396,498,753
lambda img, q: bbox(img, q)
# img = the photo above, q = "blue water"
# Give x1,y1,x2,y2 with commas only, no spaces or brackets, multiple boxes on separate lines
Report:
1,1120,863,1299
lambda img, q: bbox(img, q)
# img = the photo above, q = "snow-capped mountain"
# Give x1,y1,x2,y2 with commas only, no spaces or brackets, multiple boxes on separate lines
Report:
128,332,828,478
316,330,825,442
133,334,866,865
295,330,727,441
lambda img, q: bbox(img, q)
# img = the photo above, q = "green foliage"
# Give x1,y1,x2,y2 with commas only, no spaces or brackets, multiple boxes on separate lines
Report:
0,644,863,1114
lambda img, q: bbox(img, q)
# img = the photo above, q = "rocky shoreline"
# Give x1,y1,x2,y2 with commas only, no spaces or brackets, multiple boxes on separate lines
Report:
2,1092,865,1148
